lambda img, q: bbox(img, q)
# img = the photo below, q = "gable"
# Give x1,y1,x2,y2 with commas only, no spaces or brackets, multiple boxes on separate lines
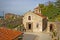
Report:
23,11,46,19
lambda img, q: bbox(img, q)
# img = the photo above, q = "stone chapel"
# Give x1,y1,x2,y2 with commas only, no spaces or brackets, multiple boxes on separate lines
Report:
23,7,48,32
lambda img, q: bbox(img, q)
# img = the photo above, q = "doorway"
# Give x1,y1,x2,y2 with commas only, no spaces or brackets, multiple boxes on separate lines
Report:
26,22,33,32
50,24,53,32
28,24,31,29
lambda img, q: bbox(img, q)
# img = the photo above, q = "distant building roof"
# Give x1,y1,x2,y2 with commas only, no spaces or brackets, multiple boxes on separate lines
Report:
5,13,15,15
0,27,22,40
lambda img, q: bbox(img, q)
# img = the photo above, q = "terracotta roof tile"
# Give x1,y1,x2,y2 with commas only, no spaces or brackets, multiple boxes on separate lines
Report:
0,27,22,40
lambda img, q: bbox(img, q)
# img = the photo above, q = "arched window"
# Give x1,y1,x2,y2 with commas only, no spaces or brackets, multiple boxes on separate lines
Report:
28,16,31,20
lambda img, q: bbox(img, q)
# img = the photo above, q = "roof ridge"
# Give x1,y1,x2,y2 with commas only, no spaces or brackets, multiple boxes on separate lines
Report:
34,13,46,18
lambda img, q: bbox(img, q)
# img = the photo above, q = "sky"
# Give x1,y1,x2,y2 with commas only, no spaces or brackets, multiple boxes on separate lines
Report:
0,0,56,16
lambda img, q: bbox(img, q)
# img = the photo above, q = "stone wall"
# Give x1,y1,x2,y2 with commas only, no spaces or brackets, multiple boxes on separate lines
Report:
56,22,60,40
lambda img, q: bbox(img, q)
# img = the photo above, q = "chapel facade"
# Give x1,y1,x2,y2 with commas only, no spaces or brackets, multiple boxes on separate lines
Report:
23,7,48,32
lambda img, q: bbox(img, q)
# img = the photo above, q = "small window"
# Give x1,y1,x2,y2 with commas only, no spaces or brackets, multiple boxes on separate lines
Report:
28,16,31,20
36,23,39,28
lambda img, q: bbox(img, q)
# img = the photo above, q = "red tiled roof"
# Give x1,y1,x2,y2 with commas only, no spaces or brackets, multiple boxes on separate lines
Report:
0,27,22,40
34,13,46,18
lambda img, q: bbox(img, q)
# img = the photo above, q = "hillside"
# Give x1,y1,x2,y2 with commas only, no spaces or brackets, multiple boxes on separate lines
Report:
39,1,60,22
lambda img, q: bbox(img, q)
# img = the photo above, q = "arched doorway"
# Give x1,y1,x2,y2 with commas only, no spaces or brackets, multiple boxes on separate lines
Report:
28,23,31,29
50,24,54,32
26,22,33,32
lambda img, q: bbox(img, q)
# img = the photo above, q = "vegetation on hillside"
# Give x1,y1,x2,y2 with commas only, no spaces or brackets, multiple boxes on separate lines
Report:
39,0,60,21
0,14,24,29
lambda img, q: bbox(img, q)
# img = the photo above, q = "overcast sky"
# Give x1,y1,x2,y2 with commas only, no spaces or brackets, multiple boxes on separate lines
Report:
0,0,56,16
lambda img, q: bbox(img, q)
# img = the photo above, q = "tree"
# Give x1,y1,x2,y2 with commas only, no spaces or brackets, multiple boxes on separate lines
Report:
55,0,60,21
39,1,58,21
55,0,60,8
